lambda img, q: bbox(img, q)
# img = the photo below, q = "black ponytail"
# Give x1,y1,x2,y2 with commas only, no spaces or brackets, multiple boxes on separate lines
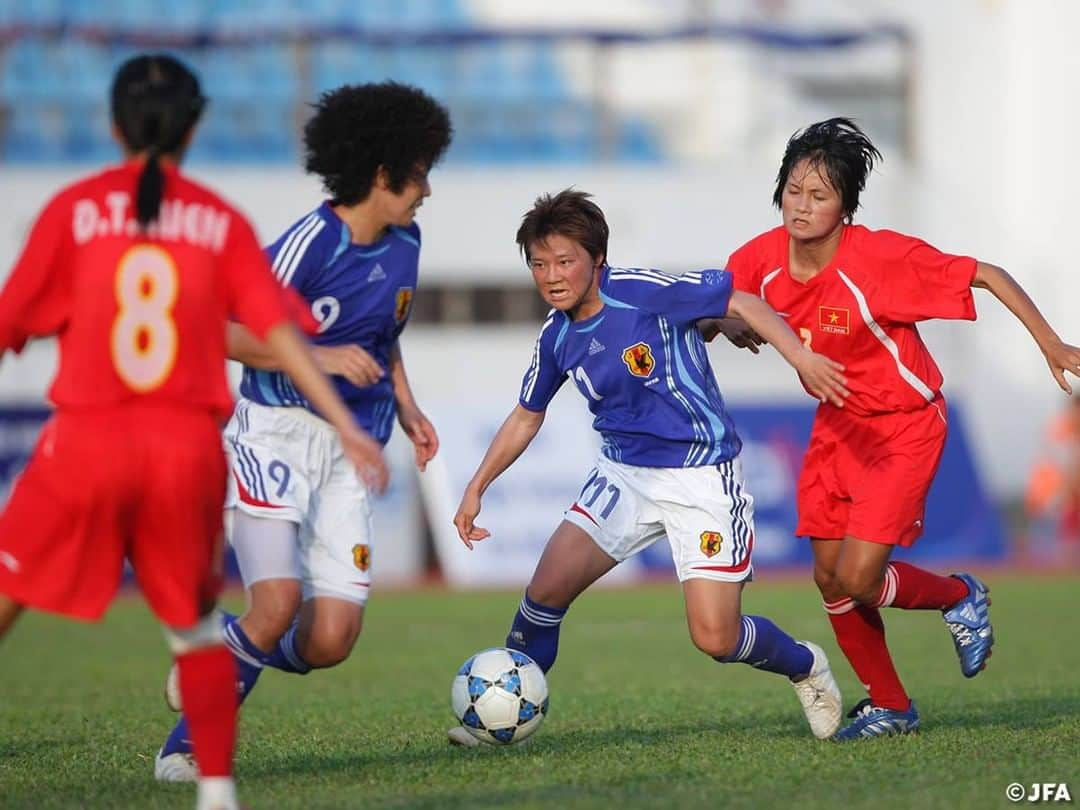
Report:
111,54,206,228
136,152,165,228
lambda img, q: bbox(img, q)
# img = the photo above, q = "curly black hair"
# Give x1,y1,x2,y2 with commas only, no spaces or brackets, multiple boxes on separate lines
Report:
303,81,452,206
772,117,882,222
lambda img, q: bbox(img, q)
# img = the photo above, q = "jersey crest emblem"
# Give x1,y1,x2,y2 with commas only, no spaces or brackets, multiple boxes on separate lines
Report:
819,306,850,335
621,342,655,377
700,531,723,558
394,287,414,323
352,544,371,571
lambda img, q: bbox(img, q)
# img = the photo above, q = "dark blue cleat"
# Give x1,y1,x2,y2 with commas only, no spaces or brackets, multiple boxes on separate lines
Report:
943,572,994,678
832,698,920,741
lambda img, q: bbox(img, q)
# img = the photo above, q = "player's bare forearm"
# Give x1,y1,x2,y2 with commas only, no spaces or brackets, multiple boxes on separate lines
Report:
264,323,351,427
263,322,389,489
465,405,546,498
727,291,848,405
974,262,1061,348
726,291,805,364
227,321,281,369
975,262,1080,392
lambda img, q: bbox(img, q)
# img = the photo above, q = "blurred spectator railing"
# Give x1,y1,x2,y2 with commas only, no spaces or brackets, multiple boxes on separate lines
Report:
0,14,911,164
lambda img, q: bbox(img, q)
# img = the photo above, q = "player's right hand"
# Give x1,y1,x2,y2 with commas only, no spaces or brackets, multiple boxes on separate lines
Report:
699,317,766,353
795,349,849,408
454,489,490,550
313,344,385,387
340,425,390,494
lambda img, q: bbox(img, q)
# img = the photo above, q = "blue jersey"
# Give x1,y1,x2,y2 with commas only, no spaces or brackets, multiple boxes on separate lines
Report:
239,202,419,444
519,265,741,467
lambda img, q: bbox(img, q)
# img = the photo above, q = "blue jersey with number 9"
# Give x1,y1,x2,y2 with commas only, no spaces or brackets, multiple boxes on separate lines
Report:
519,265,741,467
239,202,419,444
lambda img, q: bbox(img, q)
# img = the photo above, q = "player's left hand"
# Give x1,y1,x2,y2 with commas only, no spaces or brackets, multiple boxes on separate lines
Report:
795,349,849,407
398,405,439,471
1043,338,1080,394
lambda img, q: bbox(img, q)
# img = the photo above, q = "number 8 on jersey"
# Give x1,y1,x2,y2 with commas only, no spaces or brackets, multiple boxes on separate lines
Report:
110,244,179,392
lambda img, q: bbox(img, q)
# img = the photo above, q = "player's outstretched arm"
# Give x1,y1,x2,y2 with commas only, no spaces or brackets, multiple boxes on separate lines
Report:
727,291,849,407
454,404,546,550
973,262,1080,394
227,321,384,386
262,322,389,493
389,342,438,471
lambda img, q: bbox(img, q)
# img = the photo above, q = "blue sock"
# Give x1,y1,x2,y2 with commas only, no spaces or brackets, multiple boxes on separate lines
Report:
161,613,266,758
713,615,814,679
263,621,312,675
161,716,192,756
506,593,567,673
221,614,267,702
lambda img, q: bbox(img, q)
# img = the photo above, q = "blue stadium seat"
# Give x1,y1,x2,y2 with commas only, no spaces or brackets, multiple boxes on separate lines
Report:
0,0,668,166
0,0,66,27
383,45,453,99
312,42,383,92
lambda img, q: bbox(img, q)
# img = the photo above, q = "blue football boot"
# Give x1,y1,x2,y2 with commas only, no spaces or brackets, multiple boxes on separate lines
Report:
942,572,994,678
832,698,920,741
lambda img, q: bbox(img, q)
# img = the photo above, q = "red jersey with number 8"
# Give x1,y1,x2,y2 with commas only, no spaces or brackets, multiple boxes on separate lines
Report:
0,161,288,417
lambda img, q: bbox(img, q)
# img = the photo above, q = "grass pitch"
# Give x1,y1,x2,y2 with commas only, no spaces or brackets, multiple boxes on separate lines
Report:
1,575,1077,809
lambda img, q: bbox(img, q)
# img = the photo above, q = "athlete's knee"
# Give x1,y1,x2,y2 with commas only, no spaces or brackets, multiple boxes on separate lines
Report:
835,565,884,605
813,563,843,600
524,578,574,611
300,608,364,668
245,580,303,644
688,619,741,659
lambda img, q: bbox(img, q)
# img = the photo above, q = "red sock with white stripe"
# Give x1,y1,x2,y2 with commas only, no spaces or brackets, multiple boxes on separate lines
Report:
825,597,909,711
175,645,238,778
872,562,969,610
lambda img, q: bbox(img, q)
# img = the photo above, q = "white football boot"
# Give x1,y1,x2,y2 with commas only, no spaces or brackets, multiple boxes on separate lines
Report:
790,640,843,739
154,747,199,782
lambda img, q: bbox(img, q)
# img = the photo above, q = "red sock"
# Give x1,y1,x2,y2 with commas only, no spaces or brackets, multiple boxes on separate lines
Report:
825,597,909,711
873,562,968,610
176,645,238,778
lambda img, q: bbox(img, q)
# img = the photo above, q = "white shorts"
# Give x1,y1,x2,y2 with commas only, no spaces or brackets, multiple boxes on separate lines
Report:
224,399,373,604
563,455,755,583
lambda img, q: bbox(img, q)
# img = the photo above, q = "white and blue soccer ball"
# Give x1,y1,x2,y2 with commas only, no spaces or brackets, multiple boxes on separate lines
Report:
451,647,549,745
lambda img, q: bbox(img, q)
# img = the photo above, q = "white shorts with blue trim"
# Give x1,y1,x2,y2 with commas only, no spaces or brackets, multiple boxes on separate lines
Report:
224,399,373,605
563,454,755,583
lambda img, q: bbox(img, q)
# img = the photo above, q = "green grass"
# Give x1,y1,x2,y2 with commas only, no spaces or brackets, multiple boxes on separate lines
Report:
1,576,1078,809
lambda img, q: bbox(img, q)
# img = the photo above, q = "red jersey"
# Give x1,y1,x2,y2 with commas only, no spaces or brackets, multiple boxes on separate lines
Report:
0,162,289,419
726,225,978,416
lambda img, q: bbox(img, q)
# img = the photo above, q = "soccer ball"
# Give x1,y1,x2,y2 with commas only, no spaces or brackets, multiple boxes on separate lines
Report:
451,647,549,745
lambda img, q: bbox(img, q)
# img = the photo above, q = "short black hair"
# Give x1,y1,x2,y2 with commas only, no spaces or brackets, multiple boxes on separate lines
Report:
303,81,453,206
772,117,882,222
516,189,609,266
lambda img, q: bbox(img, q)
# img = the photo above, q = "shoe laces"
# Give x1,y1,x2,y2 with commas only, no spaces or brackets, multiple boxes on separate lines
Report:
947,622,975,646
846,698,877,719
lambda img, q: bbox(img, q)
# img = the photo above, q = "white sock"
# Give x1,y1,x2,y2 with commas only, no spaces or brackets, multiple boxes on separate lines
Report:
196,776,238,810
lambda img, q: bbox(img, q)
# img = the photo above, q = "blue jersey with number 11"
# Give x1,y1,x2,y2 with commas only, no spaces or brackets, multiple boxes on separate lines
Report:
519,266,742,467
239,202,419,444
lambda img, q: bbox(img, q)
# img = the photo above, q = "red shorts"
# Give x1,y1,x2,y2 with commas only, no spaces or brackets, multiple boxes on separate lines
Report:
0,404,226,626
795,398,948,546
